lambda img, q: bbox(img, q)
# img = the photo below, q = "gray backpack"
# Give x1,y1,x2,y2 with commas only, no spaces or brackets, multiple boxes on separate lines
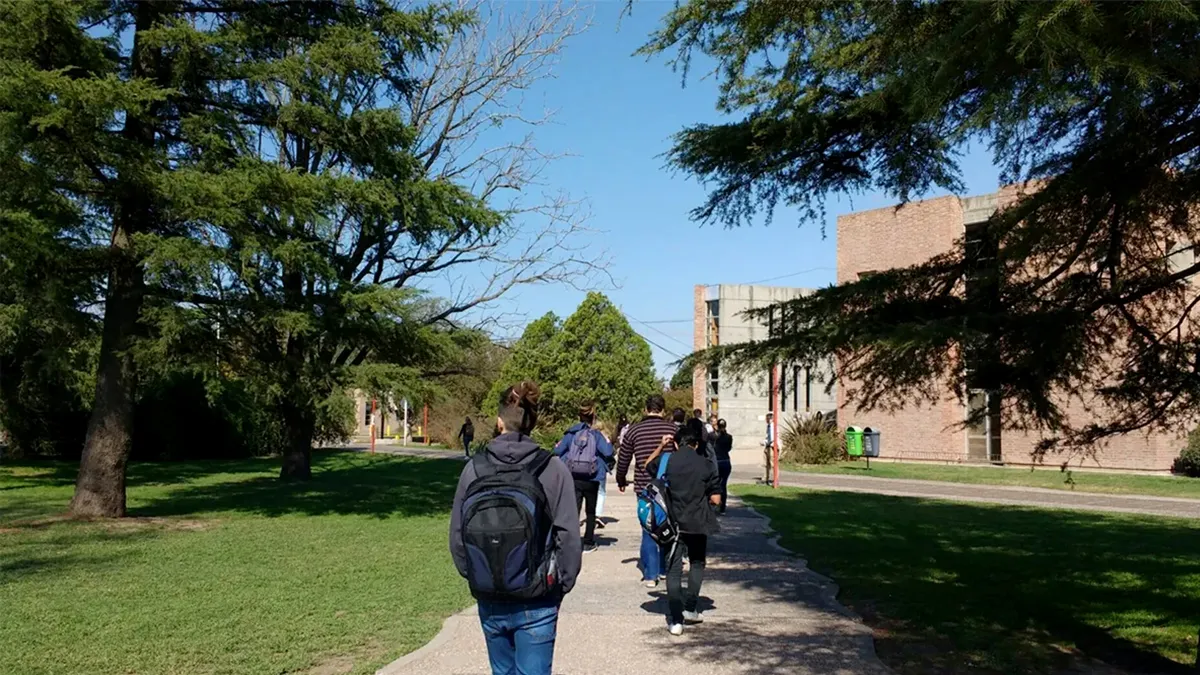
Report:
564,429,598,478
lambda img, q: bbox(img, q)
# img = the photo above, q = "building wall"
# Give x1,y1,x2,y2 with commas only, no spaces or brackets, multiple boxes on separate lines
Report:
693,284,838,471
837,189,1184,472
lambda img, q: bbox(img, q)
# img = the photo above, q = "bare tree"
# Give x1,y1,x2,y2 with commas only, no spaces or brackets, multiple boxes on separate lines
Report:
397,0,610,328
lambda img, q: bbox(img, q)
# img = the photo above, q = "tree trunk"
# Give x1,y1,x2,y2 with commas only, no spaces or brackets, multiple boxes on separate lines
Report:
278,401,316,481
70,253,143,517
70,3,161,518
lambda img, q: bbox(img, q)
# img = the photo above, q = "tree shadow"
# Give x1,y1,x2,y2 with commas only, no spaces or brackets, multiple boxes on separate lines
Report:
637,617,886,675
131,451,463,519
0,524,161,579
739,490,1200,674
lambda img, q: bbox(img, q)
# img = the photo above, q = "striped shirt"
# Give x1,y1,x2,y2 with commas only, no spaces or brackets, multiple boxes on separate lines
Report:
616,415,677,493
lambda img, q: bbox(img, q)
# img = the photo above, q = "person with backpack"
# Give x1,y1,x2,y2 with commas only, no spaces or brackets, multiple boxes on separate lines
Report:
552,402,613,553
449,381,581,675
645,427,721,636
617,394,678,587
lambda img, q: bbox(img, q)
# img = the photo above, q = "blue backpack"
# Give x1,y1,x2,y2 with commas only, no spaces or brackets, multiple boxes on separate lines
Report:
637,454,677,545
564,429,599,478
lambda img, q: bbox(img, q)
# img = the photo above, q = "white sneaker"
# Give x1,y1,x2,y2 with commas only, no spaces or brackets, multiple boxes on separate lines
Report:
682,610,703,624
643,579,658,588
668,623,683,636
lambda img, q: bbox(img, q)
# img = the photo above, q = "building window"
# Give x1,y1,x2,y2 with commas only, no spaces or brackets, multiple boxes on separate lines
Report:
780,364,787,413
363,401,372,426
767,368,775,412
793,366,801,411
858,270,878,280
805,369,814,411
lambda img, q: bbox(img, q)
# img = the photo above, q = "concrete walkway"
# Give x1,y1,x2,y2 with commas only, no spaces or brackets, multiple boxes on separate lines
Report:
731,468,1200,519
378,487,890,675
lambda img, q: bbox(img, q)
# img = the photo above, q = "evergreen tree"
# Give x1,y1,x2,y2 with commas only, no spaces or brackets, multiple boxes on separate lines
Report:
552,293,657,422
645,0,1200,452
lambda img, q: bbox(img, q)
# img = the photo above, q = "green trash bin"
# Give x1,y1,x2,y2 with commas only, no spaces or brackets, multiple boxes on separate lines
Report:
845,426,864,457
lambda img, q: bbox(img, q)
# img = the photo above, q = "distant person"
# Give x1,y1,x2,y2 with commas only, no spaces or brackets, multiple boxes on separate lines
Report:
713,419,733,513
458,417,475,457
592,420,614,529
553,402,614,552
617,394,678,587
646,426,721,636
763,412,776,483
449,382,581,675
615,415,630,447
706,413,718,436
672,408,687,428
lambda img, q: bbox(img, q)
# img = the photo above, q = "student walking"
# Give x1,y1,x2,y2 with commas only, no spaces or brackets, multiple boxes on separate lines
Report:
616,394,677,587
713,419,733,514
458,417,475,457
553,403,613,552
592,421,613,529
449,382,582,675
646,427,721,636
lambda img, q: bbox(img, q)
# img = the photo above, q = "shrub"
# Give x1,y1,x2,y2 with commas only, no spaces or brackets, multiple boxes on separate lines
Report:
780,412,845,465
1172,429,1200,477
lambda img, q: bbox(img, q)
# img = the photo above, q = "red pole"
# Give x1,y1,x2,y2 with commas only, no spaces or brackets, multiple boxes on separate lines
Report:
423,404,430,446
772,363,780,489
370,398,377,454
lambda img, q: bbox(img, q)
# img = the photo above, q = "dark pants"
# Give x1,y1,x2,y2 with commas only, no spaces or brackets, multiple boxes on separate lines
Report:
716,459,732,513
666,533,708,625
462,436,473,456
573,478,599,546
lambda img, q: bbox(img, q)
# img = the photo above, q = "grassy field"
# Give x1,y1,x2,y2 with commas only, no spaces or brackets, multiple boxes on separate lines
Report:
783,460,1200,498
0,451,472,675
737,485,1200,675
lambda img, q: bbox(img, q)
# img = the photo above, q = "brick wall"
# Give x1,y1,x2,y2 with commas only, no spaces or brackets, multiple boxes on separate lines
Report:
836,191,1184,472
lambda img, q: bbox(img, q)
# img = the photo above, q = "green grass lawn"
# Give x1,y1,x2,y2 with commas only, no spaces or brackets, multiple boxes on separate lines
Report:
737,485,1200,674
0,451,472,675
783,460,1200,499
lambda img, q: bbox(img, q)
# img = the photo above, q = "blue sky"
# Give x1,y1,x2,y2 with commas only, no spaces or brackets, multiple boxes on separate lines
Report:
478,2,1003,376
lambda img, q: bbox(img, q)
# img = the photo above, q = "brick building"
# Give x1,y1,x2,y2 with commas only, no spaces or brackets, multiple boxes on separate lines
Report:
692,284,837,469
838,188,1186,472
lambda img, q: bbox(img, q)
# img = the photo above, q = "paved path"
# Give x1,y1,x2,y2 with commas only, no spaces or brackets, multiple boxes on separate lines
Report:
377,487,890,675
731,468,1200,519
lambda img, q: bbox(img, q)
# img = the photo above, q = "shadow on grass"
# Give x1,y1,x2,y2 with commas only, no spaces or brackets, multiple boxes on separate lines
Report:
131,451,462,520
739,489,1200,674
0,525,162,579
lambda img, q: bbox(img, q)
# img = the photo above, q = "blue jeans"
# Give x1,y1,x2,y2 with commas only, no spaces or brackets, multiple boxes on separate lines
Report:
640,530,666,581
477,599,559,675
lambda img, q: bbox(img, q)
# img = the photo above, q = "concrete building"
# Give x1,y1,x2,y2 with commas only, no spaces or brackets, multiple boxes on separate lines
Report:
692,284,837,469
837,187,1186,472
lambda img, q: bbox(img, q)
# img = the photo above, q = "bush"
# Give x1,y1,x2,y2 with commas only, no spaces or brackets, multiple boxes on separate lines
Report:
1172,429,1200,477
780,412,845,465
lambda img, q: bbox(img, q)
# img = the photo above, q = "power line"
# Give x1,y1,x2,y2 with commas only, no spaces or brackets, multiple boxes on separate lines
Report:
626,314,693,351
633,330,684,360
633,318,692,325
740,266,835,286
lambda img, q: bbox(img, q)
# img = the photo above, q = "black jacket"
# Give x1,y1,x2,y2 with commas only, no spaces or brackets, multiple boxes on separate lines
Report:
714,431,733,462
648,447,720,536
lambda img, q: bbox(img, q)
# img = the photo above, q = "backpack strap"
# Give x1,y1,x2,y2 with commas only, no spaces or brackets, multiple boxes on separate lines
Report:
526,449,553,477
656,453,671,480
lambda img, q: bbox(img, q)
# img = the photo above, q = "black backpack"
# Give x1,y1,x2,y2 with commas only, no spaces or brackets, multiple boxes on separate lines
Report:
460,451,558,602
